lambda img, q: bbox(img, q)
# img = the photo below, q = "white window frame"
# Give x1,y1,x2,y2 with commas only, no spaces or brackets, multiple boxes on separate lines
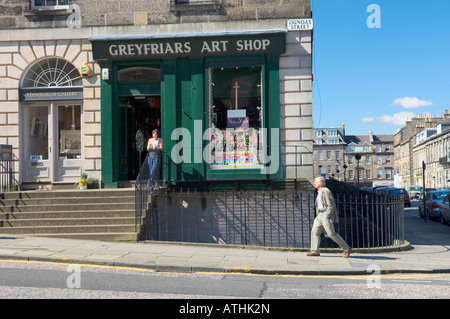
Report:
327,129,337,137
335,151,340,160
317,151,323,161
32,0,69,10
386,169,392,179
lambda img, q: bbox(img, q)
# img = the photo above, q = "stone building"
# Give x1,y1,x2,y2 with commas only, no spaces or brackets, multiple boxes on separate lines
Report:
312,123,346,180
412,122,450,188
313,124,394,187
393,112,450,190
344,131,394,188
0,0,313,189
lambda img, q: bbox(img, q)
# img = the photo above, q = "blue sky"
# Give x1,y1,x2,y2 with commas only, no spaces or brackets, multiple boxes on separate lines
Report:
311,0,450,135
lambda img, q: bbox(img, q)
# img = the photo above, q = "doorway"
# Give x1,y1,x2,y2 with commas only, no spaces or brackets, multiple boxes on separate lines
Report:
118,96,161,181
22,102,83,184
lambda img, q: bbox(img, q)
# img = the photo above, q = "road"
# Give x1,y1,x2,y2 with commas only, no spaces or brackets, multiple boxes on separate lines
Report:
0,259,449,300
0,200,449,301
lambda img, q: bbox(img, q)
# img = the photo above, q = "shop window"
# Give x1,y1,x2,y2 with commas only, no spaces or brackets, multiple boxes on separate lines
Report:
208,66,263,169
32,0,69,10
118,67,161,82
25,106,49,161
58,105,81,159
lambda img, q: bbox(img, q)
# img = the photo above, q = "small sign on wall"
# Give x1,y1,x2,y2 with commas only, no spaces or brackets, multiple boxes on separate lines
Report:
287,19,313,31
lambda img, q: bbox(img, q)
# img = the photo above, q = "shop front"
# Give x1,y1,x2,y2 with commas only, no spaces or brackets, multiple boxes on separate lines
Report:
19,57,84,186
90,30,286,188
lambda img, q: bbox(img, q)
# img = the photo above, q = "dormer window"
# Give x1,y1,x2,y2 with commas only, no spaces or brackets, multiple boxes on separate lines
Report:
32,0,69,10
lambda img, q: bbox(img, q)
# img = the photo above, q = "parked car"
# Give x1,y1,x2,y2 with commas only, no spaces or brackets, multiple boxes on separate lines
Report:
386,188,411,207
438,194,450,225
408,185,423,199
419,189,450,221
375,187,397,194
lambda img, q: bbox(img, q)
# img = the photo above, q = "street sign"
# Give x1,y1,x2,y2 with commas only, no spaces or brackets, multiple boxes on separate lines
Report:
287,19,313,31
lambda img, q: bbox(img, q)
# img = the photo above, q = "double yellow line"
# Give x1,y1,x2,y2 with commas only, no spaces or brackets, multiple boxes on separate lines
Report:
1,259,450,280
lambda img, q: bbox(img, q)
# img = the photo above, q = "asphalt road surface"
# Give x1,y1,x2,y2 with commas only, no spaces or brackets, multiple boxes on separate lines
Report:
0,258,449,300
0,200,449,302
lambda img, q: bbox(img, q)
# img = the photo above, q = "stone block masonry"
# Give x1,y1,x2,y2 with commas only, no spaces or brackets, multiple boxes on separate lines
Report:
0,37,101,182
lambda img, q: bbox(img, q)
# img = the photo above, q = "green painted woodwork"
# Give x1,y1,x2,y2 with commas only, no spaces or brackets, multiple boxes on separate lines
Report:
96,32,285,187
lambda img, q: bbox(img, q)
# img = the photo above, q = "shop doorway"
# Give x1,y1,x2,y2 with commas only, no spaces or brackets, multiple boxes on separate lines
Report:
118,96,161,181
22,102,83,184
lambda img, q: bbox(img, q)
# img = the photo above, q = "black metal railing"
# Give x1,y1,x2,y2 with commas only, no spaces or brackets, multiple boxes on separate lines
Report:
327,178,405,249
135,162,404,249
139,186,315,247
0,145,19,192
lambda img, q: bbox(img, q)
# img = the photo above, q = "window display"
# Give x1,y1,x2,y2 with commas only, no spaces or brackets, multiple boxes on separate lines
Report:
208,66,263,169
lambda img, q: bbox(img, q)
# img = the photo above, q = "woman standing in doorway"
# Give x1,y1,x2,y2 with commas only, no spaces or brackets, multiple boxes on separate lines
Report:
147,129,163,188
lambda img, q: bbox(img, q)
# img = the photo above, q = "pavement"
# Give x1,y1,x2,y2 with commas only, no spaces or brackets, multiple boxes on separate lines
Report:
0,208,449,276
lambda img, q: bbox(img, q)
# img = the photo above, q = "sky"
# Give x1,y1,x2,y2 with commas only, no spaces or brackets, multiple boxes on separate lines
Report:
311,0,450,135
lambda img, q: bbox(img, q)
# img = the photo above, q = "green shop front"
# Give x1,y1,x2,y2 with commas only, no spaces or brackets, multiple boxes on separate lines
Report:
90,30,286,188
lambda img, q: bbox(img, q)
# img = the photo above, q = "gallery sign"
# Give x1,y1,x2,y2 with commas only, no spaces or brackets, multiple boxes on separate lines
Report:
19,87,83,102
90,31,286,61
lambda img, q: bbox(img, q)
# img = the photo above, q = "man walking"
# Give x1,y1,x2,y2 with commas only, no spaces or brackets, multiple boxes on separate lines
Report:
307,176,351,258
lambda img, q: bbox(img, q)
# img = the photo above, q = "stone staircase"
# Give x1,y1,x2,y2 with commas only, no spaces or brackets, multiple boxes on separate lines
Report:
0,189,139,242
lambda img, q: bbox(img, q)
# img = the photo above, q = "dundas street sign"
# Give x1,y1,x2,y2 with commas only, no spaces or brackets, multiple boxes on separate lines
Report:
287,19,313,31
90,31,286,61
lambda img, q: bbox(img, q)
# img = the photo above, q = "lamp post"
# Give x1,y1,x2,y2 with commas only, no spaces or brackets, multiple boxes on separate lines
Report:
355,153,361,189
343,164,347,182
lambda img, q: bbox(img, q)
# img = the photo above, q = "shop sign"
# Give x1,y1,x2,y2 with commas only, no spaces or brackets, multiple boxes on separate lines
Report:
90,32,286,61
19,87,83,102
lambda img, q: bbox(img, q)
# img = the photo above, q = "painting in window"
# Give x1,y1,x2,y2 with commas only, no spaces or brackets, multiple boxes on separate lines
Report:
208,66,263,169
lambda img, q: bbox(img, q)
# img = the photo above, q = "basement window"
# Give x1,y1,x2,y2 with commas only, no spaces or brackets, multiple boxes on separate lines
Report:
170,0,220,12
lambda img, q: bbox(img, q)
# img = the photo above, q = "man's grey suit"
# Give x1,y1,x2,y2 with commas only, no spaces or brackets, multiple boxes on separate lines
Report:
310,187,350,254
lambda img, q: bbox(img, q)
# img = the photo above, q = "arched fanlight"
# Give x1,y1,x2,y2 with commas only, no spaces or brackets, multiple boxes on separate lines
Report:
22,58,82,89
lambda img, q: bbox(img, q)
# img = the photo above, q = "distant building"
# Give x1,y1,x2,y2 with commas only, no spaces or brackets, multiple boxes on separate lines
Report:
313,124,394,188
344,131,394,188
413,122,450,188
393,111,450,190
313,123,346,180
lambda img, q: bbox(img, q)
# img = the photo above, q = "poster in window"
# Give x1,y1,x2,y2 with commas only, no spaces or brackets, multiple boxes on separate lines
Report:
60,130,81,154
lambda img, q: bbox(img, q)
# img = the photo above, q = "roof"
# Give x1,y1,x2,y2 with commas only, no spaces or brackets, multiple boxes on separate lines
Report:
344,134,394,145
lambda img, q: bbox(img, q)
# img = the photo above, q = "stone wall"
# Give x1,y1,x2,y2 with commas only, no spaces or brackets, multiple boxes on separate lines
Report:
1,0,311,29
0,0,313,185
0,36,101,183
280,29,313,180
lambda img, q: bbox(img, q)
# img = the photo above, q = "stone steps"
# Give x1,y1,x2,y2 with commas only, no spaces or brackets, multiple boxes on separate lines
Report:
0,189,139,242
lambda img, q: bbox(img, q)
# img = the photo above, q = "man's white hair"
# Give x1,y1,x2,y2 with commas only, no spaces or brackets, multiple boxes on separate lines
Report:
314,176,326,186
